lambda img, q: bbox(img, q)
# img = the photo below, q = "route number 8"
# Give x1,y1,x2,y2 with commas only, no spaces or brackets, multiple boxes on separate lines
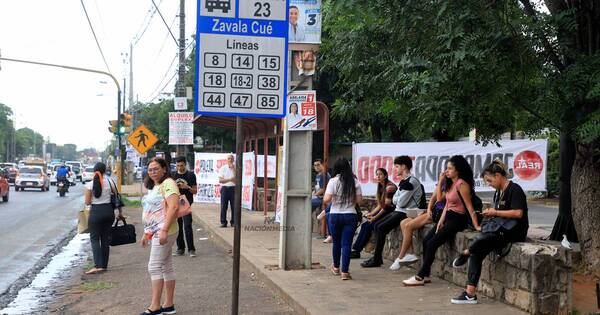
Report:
254,2,271,17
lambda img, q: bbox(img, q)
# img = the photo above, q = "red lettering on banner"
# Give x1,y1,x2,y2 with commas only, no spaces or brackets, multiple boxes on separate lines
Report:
357,157,370,184
513,150,543,180
216,159,227,170
215,184,222,198
242,185,251,202
244,160,253,176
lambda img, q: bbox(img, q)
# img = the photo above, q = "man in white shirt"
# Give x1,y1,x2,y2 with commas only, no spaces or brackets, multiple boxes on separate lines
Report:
218,154,236,227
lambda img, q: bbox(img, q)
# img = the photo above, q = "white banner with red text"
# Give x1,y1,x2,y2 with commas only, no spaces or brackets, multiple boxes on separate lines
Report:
352,140,547,196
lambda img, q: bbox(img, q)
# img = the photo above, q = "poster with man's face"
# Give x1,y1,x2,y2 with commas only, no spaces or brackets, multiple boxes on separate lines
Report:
288,0,321,44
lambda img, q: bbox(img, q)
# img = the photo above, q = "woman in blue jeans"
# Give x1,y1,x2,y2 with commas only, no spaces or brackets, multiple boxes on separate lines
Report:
323,158,363,280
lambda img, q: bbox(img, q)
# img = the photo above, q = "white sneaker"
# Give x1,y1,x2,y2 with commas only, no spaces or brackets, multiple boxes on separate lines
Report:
402,276,425,286
398,254,419,265
389,258,402,271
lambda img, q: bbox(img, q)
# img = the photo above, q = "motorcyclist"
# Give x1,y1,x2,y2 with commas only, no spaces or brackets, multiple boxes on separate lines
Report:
56,164,70,192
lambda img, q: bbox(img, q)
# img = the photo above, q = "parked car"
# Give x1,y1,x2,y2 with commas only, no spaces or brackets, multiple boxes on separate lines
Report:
66,161,83,182
15,166,50,191
82,166,95,183
50,165,76,186
0,163,18,184
0,168,10,202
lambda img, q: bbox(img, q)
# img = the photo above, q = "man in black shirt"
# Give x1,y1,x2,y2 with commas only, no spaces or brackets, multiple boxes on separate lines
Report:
172,156,198,257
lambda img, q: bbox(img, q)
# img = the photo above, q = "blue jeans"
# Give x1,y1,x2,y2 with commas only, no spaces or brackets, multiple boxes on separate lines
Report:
329,213,357,273
352,221,373,252
311,197,323,211
220,186,235,225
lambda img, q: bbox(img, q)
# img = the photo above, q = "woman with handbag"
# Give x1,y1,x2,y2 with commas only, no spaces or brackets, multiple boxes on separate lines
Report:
140,157,180,315
389,172,451,270
83,162,124,275
449,160,528,304
323,157,363,280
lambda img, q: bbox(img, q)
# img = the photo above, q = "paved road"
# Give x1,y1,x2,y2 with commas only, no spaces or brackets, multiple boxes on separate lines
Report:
0,183,84,295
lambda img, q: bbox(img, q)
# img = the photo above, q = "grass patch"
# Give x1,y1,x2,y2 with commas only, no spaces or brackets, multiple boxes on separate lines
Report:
80,281,115,292
121,196,142,208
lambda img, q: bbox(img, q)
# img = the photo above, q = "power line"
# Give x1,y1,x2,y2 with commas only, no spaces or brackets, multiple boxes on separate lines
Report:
144,41,194,102
80,0,111,74
153,11,178,63
151,0,178,46
132,1,162,45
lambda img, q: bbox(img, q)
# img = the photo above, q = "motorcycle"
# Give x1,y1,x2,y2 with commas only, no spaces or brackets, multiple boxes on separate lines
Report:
57,178,69,197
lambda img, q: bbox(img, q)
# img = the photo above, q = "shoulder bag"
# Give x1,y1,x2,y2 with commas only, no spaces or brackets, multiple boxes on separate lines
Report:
108,178,123,210
161,179,192,218
110,218,137,246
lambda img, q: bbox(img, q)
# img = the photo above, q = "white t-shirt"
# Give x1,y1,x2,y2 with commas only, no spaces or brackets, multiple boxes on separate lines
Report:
325,175,362,214
218,165,236,187
84,177,113,204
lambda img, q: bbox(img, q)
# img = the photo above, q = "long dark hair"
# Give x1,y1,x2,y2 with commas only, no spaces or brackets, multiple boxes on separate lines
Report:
332,158,357,207
144,157,171,190
92,162,106,198
448,155,474,192
375,168,390,204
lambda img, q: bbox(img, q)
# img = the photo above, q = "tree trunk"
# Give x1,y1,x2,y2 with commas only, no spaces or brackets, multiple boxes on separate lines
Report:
570,144,600,271
549,132,579,242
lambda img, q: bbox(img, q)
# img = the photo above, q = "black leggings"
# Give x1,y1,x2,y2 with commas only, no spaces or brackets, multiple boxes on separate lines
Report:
467,232,508,286
89,203,115,269
372,211,407,262
417,210,467,278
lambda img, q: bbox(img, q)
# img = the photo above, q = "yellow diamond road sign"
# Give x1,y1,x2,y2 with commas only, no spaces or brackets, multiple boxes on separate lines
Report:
128,125,158,155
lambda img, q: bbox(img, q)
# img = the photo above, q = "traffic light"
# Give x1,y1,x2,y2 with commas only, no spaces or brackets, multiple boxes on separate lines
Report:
108,120,118,134
120,113,133,134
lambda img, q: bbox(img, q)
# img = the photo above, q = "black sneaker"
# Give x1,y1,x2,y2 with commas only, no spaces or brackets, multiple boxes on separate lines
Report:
172,249,184,256
161,304,177,314
451,291,478,304
452,253,469,268
220,223,227,228
139,308,162,315
349,251,361,259
360,257,382,268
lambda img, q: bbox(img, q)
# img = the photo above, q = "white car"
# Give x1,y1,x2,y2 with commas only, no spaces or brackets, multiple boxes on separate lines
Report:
15,166,51,191
81,166,95,183
66,161,83,182
50,165,76,186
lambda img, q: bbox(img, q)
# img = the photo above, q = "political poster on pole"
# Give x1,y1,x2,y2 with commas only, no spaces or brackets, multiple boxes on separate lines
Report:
168,112,194,145
288,0,322,44
287,90,317,131
242,152,255,210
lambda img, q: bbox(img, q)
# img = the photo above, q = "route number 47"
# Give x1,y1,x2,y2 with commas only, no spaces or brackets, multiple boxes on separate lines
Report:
253,2,271,17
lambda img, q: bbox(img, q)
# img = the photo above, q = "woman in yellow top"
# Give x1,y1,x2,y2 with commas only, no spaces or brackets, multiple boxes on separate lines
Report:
140,157,180,315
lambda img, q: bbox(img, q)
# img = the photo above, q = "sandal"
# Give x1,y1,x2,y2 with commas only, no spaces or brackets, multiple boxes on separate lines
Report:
330,265,340,276
341,272,352,280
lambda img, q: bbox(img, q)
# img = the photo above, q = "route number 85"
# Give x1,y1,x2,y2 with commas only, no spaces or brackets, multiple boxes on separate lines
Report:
254,2,271,17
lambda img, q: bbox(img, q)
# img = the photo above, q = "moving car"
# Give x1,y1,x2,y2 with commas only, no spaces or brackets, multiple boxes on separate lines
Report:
15,166,50,191
0,163,18,184
66,161,83,182
50,165,76,186
0,168,9,202
82,166,95,183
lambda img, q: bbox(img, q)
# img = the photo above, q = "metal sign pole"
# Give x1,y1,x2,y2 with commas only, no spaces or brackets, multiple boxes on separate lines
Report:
232,116,243,315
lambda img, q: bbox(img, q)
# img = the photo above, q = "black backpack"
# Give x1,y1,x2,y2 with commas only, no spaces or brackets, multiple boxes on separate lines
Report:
409,183,427,209
457,189,484,228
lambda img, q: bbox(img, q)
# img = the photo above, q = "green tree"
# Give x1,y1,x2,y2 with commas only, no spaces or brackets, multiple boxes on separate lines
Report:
0,103,15,161
320,0,599,270
15,127,44,158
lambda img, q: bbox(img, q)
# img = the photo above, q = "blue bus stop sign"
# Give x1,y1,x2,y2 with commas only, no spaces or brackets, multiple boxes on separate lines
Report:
195,0,289,118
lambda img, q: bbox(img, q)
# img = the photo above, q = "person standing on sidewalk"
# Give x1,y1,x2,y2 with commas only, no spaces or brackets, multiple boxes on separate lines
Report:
140,157,180,315
450,160,528,304
172,156,197,257
218,154,236,228
311,158,331,240
323,157,363,280
83,162,123,275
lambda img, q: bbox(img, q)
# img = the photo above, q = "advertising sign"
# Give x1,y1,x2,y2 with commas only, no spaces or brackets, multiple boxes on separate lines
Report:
287,90,317,130
288,0,321,44
352,140,548,196
168,112,194,145
242,152,255,210
195,0,289,117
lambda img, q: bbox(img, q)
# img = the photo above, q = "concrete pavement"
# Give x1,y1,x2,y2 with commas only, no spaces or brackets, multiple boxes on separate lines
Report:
191,203,527,315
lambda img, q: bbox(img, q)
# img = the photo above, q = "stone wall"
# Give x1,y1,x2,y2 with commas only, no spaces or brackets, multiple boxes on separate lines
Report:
381,224,572,314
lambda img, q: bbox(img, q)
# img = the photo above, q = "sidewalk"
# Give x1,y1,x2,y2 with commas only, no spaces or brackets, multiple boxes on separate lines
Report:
50,207,294,314
191,203,527,315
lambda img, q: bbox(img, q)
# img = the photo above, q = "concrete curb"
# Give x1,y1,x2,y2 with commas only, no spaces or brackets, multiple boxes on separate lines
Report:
192,212,310,315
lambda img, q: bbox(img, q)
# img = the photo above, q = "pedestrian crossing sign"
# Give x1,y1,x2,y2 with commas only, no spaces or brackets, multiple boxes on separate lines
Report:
128,124,158,154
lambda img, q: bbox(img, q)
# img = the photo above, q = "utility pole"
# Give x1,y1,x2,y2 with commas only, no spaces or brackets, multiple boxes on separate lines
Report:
119,78,126,186
129,43,134,109
176,0,186,157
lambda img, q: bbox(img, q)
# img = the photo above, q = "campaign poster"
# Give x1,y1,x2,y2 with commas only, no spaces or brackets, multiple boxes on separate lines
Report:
287,90,317,131
288,0,321,44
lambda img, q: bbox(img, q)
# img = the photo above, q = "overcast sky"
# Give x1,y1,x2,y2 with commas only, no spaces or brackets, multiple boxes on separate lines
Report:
0,0,197,150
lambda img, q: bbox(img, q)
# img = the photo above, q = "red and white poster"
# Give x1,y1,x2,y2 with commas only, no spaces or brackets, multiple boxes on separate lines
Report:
168,112,194,145
242,152,255,210
352,139,548,196
287,91,317,131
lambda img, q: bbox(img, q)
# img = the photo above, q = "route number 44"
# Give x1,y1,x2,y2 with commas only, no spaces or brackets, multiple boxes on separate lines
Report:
254,2,271,17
